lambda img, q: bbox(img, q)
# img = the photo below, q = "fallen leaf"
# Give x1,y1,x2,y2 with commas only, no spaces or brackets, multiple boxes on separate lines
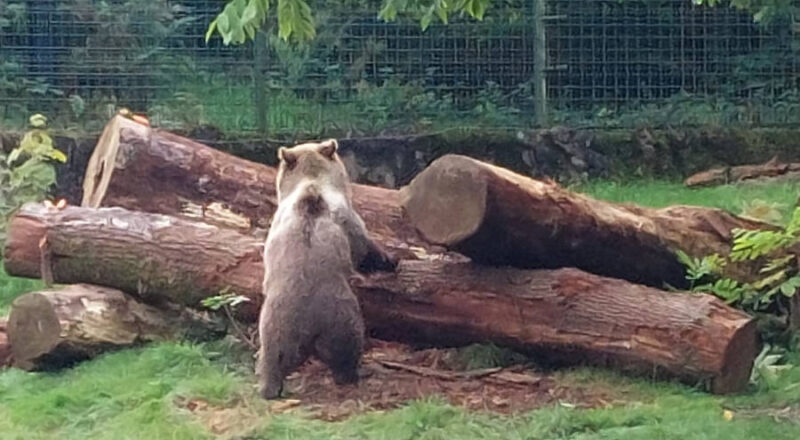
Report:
723,410,734,421
271,399,302,413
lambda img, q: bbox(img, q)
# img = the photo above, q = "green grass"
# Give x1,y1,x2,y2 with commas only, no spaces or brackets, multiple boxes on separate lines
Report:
0,264,43,315
1,178,799,438
147,77,531,136
575,179,800,218
0,342,252,440
1,344,798,439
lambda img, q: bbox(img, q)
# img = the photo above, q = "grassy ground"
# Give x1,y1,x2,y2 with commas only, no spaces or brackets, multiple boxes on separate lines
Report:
1,179,799,439
0,265,42,316
574,179,800,220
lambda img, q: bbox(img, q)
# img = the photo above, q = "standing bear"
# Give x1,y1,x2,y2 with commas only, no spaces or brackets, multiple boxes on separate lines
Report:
257,138,396,399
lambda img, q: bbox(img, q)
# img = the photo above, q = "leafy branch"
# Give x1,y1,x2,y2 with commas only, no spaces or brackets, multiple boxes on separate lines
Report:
677,206,799,317
200,289,257,349
0,114,66,252
205,0,793,45
692,0,797,26
205,0,491,44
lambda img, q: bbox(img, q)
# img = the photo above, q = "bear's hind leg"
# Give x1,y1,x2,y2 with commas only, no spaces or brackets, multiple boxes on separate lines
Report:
314,323,363,385
257,339,286,399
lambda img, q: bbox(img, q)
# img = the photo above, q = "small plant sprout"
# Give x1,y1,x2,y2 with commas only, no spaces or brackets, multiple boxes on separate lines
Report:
201,289,256,349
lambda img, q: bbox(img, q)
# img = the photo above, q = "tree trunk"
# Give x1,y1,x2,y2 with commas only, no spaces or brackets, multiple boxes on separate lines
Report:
6,284,222,371
401,154,772,289
4,203,758,393
685,157,800,188
80,115,428,256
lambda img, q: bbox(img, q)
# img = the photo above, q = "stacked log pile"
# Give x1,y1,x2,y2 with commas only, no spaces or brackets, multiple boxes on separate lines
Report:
1,115,771,394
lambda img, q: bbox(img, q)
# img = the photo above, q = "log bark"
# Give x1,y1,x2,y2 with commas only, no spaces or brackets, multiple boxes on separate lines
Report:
5,204,266,321
4,203,758,393
685,157,800,188
6,284,221,371
80,115,428,256
401,154,773,288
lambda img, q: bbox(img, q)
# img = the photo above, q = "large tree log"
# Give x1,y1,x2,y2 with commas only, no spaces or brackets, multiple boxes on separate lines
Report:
5,204,266,321
685,157,800,188
4,203,758,393
6,284,222,371
80,115,427,256
401,154,774,288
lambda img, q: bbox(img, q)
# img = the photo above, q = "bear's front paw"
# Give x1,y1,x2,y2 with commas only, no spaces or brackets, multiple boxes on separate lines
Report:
359,247,399,273
376,251,398,272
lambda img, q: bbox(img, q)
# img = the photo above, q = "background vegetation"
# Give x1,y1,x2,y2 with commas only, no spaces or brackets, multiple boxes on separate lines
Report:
1,0,798,136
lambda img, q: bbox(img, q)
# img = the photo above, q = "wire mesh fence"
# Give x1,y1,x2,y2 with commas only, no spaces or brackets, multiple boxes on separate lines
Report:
1,0,798,135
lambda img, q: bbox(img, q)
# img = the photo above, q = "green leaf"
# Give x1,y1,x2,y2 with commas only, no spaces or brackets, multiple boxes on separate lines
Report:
241,1,260,23
218,12,231,34
277,0,315,41
201,293,251,310
435,1,448,24
6,148,21,165
787,207,800,236
420,5,435,31
779,277,800,297
205,18,218,43
752,269,787,290
378,0,402,21
68,94,85,118
760,255,794,274
464,0,489,19
46,149,68,163
698,278,750,304
675,249,693,267
9,159,56,189
731,227,794,262
28,113,47,128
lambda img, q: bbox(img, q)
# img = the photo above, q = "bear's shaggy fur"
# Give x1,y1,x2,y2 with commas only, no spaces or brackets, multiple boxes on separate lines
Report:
257,139,395,399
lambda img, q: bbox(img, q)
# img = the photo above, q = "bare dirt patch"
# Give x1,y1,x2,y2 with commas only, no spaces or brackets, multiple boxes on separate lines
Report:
176,339,631,433
276,340,623,421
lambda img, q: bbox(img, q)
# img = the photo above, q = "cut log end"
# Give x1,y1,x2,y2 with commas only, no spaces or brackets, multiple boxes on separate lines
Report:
713,318,759,394
6,284,223,371
7,293,63,370
402,154,488,245
3,214,44,280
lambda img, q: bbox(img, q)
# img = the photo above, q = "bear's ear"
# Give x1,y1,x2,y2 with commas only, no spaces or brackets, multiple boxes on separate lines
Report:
317,139,338,159
278,147,297,167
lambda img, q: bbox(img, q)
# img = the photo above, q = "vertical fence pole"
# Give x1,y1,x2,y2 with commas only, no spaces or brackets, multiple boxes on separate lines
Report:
253,29,268,133
533,0,548,127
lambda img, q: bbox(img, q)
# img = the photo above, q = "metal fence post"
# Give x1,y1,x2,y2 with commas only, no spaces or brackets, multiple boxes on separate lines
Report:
254,29,269,133
533,0,548,127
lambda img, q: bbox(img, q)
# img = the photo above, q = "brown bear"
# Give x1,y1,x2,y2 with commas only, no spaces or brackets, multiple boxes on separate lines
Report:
257,138,396,399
